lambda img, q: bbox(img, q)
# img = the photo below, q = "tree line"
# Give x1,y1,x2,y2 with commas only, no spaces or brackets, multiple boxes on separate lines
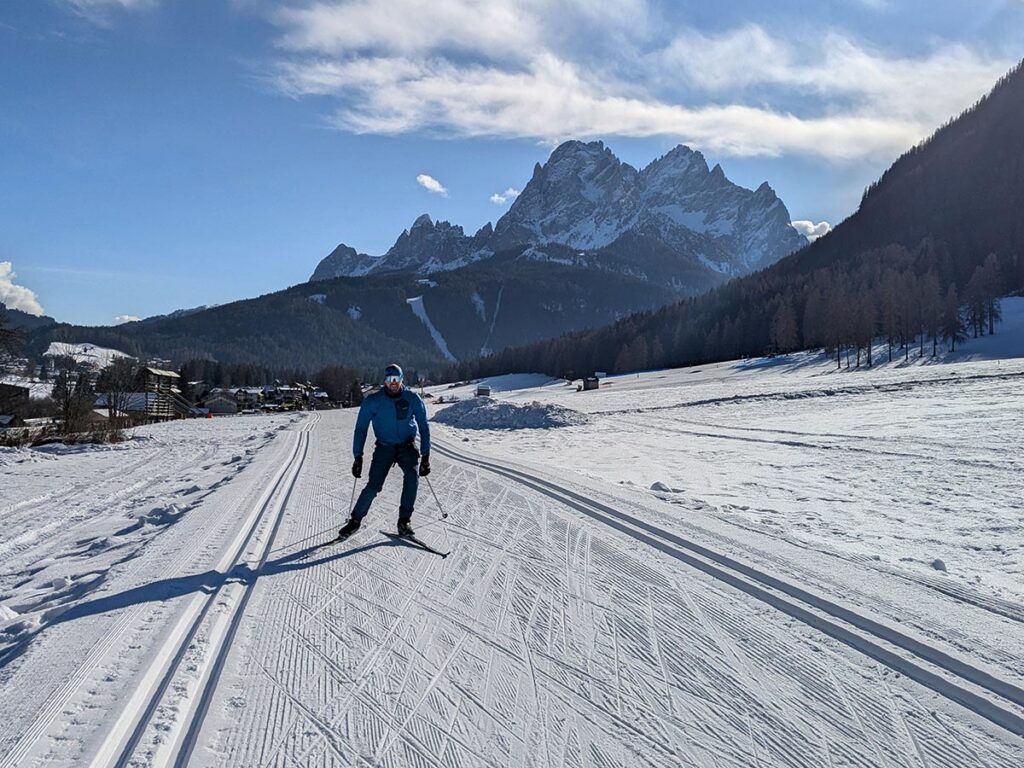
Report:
448,241,1022,381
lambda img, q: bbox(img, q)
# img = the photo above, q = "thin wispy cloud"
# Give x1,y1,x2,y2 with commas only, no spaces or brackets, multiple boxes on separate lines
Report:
490,187,520,205
416,173,448,196
0,261,45,316
62,0,155,26
269,1,1012,162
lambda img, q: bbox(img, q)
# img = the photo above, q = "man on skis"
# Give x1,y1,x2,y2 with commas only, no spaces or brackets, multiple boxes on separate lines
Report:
339,363,430,539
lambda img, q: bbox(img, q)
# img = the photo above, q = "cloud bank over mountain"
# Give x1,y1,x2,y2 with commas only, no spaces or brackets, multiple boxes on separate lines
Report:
269,1,1013,161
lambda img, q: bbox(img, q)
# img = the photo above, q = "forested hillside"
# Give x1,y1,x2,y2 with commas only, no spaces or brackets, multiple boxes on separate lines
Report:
451,61,1024,379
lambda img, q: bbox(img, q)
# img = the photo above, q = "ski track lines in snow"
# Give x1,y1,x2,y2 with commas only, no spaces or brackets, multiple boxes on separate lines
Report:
107,415,317,768
4,410,1022,766
183,412,1019,767
0,416,316,768
432,443,1024,755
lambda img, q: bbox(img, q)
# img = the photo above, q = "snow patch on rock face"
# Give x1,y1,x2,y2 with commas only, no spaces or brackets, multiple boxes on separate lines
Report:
407,296,456,362
432,398,586,430
347,305,362,321
471,291,487,321
308,294,326,305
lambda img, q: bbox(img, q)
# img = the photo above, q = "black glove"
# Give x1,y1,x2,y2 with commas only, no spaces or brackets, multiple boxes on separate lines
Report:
419,455,431,477
352,456,363,478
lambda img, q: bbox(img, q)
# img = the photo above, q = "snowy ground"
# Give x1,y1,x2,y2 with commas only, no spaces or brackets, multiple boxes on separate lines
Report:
1,322,1023,765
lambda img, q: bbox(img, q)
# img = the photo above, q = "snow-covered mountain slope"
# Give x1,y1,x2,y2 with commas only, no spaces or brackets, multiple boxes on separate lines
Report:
492,141,806,274
311,216,493,280
44,341,131,367
2,355,1023,766
309,140,806,283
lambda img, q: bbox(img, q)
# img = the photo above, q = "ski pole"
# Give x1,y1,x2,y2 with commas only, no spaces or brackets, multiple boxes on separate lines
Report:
425,474,448,519
271,477,360,553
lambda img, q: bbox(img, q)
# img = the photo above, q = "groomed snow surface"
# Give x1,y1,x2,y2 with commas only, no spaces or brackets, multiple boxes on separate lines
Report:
2,331,1024,766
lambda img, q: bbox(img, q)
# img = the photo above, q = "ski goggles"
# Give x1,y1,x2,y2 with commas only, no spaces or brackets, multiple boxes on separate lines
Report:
384,373,403,384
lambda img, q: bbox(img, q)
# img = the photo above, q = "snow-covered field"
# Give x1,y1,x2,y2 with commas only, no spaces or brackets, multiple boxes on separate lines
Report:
2,321,1024,765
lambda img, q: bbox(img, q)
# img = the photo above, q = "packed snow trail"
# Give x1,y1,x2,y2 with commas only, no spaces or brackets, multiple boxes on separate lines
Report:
2,409,1022,766
197,412,1019,766
432,441,1024,736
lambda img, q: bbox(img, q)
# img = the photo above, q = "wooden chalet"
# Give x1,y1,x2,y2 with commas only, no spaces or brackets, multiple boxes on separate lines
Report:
132,367,186,421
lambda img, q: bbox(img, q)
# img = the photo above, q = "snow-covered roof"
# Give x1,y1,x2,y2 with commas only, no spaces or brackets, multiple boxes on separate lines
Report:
141,367,180,379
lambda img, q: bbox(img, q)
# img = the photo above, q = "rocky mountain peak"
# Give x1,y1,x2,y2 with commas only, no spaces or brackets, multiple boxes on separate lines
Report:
310,139,807,282
642,145,709,180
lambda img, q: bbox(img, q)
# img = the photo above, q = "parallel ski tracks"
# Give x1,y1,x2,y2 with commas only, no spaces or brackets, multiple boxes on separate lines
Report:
97,414,316,768
4,414,317,768
434,440,1024,741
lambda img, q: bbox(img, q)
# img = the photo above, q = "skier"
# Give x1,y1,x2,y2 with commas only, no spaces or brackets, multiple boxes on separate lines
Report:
338,363,430,539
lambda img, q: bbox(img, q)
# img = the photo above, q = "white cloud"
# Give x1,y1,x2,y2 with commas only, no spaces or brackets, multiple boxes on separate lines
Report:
416,173,449,196
276,53,920,160
659,27,1009,127
0,261,45,317
63,0,155,25
114,314,141,324
791,220,832,241
490,187,521,205
269,3,1013,162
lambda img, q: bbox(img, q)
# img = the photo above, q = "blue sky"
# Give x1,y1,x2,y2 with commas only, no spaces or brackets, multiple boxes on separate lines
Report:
2,0,1022,326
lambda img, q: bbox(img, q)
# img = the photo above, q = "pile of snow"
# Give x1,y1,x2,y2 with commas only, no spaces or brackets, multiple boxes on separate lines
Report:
432,397,586,430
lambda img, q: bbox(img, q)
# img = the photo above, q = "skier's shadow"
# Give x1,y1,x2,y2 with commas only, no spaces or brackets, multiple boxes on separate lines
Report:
0,539,401,669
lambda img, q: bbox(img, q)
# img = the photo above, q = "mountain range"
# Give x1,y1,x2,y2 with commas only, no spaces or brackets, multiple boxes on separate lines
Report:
311,141,806,285
16,141,807,373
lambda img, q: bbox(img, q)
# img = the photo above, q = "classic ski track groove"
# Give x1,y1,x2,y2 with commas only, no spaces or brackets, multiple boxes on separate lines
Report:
433,440,1024,740
153,412,1021,767
87,415,317,768
0,440,231,768
619,408,1024,627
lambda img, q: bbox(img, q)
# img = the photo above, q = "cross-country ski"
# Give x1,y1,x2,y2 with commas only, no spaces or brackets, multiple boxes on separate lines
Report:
380,531,450,558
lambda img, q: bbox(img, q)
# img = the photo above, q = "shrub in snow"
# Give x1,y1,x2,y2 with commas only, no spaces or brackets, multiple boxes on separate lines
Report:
432,397,586,430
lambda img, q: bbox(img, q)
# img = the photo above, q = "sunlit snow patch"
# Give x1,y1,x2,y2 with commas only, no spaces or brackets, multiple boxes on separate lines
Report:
433,398,586,429
44,342,131,367
407,295,456,362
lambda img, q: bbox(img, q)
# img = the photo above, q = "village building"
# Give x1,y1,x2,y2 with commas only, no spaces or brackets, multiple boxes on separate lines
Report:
204,391,239,415
132,367,188,421
0,414,26,429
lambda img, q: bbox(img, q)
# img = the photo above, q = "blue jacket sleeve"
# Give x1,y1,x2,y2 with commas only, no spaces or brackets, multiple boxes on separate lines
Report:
353,397,373,457
414,395,430,456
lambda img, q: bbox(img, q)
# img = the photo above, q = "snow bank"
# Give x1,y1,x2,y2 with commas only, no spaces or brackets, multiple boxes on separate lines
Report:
432,397,586,430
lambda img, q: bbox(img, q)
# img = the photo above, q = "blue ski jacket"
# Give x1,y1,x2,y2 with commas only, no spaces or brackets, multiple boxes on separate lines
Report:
352,386,430,458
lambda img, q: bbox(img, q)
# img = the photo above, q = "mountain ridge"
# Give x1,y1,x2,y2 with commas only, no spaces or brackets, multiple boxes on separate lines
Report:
310,140,807,285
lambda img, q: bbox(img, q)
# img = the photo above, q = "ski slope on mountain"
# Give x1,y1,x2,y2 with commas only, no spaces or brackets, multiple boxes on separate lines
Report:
1,352,1023,766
